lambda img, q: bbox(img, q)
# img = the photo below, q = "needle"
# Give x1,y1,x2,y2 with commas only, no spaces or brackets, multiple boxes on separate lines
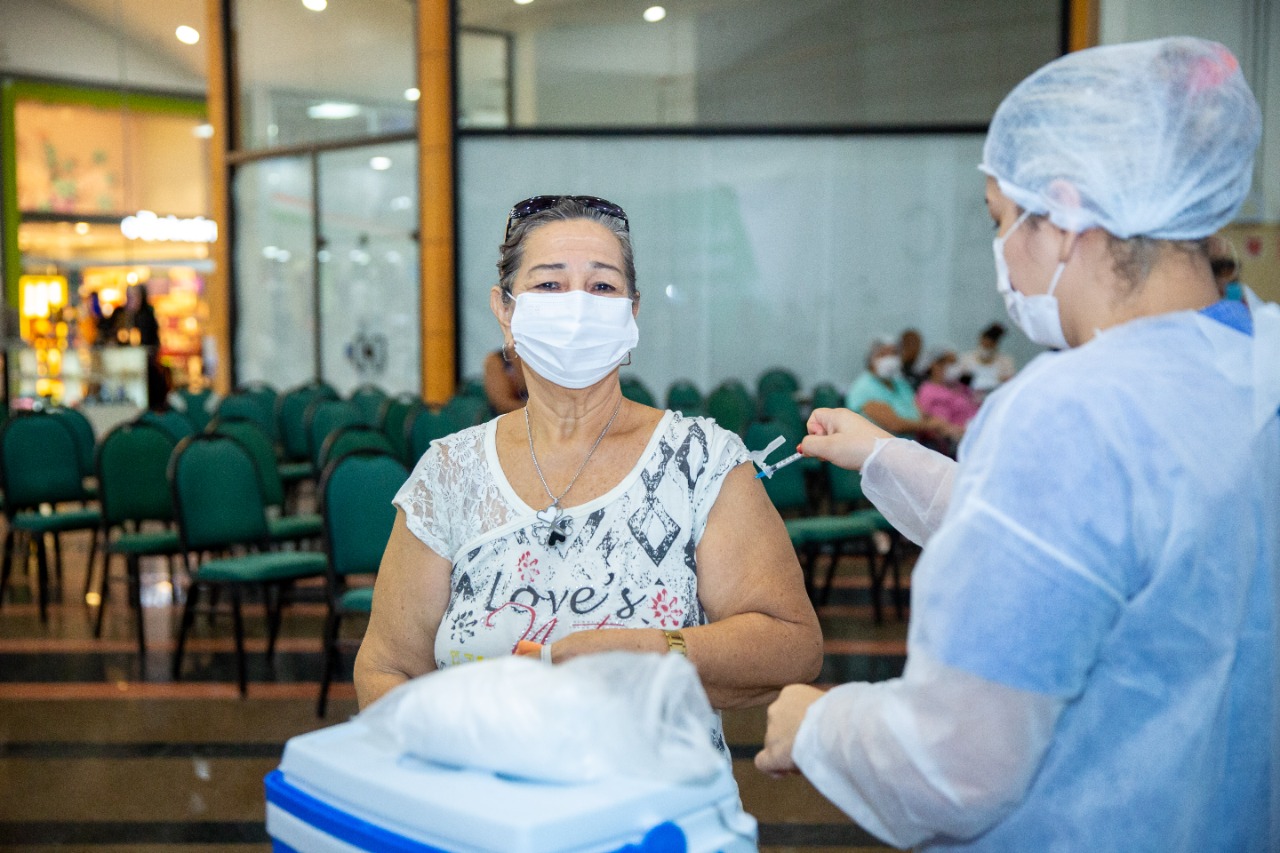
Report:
755,451,803,479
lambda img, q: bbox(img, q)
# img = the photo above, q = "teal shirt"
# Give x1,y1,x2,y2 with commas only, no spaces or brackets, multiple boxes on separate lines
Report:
845,371,920,424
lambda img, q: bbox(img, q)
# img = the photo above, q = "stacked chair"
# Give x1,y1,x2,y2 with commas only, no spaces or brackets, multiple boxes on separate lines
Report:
316,450,408,716
0,413,102,621
169,434,328,696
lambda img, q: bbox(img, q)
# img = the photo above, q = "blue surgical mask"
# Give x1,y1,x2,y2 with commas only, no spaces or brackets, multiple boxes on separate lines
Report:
994,211,1070,350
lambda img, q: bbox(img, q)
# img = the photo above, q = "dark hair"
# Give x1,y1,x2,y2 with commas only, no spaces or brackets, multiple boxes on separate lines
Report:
496,198,637,301
981,323,1005,342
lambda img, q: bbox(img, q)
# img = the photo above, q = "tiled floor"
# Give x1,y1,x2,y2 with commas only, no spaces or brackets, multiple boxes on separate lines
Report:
0,525,910,852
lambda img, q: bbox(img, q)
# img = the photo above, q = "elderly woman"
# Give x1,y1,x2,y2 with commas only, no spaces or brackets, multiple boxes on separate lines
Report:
757,38,1279,849
356,196,823,744
846,337,960,445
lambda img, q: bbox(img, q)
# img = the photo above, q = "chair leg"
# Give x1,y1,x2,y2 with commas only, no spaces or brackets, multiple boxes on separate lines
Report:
0,527,15,608
818,545,841,607
173,581,201,682
129,555,147,667
265,583,286,662
34,534,51,623
94,550,113,638
317,609,340,718
230,586,248,697
84,525,100,605
51,532,64,591
867,549,884,626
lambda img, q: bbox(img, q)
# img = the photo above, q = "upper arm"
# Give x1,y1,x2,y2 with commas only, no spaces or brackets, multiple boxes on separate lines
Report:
863,399,913,434
359,509,455,683
695,463,819,634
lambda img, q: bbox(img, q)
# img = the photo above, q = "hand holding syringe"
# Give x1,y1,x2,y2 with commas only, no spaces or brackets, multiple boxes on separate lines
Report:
755,451,803,479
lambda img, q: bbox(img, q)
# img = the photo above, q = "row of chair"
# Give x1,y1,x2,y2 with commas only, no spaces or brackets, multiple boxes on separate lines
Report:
620,372,843,439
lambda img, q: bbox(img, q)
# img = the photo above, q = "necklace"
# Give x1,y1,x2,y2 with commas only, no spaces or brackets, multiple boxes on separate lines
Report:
525,396,623,546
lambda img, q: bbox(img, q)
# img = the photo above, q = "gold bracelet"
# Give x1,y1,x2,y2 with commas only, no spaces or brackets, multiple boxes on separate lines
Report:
663,629,687,656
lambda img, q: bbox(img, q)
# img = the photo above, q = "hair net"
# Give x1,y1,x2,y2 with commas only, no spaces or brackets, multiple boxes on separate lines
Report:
866,335,897,364
980,37,1261,240
920,345,957,372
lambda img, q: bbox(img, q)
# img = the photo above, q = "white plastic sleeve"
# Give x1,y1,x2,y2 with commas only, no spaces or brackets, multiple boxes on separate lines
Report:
791,649,1063,848
860,438,958,547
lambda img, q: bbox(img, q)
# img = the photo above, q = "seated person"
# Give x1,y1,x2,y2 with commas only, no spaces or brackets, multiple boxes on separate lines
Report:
482,345,528,414
958,322,1016,398
846,337,960,445
355,196,824,756
915,346,980,439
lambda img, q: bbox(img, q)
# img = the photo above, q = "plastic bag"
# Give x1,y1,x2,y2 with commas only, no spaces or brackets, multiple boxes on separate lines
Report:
357,651,724,785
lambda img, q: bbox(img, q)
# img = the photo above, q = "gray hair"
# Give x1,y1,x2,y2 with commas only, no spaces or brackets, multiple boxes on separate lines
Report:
496,199,637,301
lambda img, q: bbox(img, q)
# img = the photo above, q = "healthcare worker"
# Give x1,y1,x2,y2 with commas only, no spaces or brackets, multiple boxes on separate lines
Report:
755,37,1280,850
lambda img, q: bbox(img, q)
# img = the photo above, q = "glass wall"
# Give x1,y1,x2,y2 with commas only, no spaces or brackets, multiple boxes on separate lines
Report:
232,156,315,390
457,0,1062,128
458,135,1036,399
317,142,419,395
232,0,416,150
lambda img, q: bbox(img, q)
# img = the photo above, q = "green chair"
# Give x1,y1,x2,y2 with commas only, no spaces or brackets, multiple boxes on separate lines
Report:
746,420,810,517
276,382,339,471
137,409,195,443
174,388,215,433
810,382,844,412
456,377,487,401
0,414,102,621
236,381,280,439
760,389,804,431
439,394,491,434
48,406,98,500
316,450,408,717
304,398,364,473
757,368,801,401
620,375,657,407
318,425,396,471
92,421,184,662
406,407,451,463
349,383,388,427
378,394,425,465
209,418,324,547
705,380,754,437
785,510,902,622
665,380,704,416
169,434,328,696
216,392,276,442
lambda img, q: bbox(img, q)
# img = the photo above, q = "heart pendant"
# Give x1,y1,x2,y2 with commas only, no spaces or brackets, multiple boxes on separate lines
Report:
536,506,560,526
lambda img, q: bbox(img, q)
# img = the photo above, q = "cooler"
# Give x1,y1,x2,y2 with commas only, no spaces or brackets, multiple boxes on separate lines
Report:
265,719,758,853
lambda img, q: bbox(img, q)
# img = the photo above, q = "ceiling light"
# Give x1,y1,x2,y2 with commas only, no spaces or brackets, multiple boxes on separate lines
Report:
514,0,534,5
175,25,200,44
74,222,90,235
302,0,328,10
193,123,214,138
307,102,360,119
404,87,421,102
643,6,666,22
370,156,392,171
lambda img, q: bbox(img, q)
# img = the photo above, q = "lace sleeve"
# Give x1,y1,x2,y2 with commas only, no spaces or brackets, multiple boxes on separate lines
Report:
688,418,752,542
392,440,456,559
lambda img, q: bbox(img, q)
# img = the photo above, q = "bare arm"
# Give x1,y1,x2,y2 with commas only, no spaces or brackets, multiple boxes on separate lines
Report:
353,509,454,709
552,463,824,709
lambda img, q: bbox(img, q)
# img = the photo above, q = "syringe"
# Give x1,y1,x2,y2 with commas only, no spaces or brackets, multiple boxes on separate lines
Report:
755,451,803,479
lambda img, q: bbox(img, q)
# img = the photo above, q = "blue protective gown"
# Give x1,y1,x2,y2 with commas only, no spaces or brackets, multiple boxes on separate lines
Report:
795,301,1280,850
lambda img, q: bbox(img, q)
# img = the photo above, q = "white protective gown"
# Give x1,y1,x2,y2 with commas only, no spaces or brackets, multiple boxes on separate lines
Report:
794,298,1280,850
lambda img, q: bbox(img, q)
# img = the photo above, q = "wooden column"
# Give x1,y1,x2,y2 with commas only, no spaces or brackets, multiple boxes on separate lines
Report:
417,0,457,405
204,0,232,394
1068,0,1099,53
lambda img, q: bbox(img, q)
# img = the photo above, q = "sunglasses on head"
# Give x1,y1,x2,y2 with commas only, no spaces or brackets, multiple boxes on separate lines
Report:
504,195,629,240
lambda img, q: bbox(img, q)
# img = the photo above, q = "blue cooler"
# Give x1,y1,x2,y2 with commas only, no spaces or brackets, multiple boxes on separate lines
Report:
265,719,758,852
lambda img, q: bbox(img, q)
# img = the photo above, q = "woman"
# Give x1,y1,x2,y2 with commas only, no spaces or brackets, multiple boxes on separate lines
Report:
756,38,1279,849
846,337,960,446
356,196,823,743
956,322,1015,398
914,347,978,436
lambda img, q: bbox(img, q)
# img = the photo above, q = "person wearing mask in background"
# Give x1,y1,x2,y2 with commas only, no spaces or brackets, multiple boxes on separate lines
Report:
957,322,1015,398
914,346,978,456
481,345,528,414
1206,234,1244,301
846,337,960,447
898,328,925,389
755,38,1278,850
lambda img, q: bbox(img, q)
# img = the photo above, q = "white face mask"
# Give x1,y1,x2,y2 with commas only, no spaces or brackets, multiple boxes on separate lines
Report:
943,362,966,383
872,354,902,380
994,211,1070,350
510,291,639,389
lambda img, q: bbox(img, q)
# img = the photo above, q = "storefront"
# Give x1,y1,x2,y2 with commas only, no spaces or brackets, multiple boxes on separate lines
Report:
1,79,213,411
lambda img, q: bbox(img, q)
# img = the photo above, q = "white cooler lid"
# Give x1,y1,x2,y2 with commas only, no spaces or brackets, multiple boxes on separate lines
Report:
274,720,743,853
